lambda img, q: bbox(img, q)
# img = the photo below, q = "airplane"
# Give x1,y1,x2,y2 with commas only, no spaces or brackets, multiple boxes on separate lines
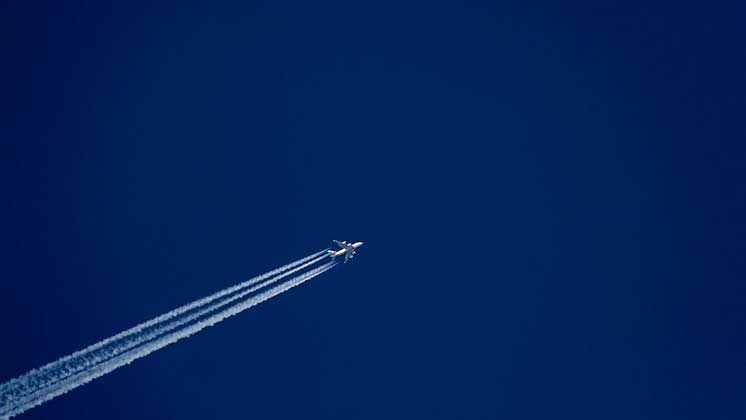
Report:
328,240,364,263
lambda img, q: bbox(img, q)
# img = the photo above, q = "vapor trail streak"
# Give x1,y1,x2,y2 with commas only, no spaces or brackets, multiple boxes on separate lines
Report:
0,262,336,420
0,253,334,419
3,254,329,406
0,250,326,400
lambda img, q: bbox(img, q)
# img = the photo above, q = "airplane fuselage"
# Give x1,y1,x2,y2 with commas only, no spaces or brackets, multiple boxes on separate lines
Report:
329,241,363,258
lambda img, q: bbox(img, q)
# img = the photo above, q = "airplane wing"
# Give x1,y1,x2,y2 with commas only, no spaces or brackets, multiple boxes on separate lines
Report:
344,252,353,263
333,240,346,248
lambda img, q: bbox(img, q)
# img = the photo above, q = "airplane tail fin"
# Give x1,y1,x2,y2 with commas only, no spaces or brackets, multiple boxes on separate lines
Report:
327,250,336,258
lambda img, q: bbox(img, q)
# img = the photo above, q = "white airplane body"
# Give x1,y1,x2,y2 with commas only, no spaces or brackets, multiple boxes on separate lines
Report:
328,240,364,263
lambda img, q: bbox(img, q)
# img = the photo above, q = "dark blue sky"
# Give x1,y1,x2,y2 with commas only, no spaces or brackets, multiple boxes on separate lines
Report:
2,2,745,419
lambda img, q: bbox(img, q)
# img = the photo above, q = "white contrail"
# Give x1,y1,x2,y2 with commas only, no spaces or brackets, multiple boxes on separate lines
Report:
1,253,330,406
0,251,331,417
0,261,336,420
0,249,326,400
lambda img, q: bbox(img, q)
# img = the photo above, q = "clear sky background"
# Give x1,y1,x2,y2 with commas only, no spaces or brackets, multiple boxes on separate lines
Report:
1,2,745,419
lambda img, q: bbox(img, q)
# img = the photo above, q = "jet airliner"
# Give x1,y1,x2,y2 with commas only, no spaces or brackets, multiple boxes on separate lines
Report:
328,240,364,263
